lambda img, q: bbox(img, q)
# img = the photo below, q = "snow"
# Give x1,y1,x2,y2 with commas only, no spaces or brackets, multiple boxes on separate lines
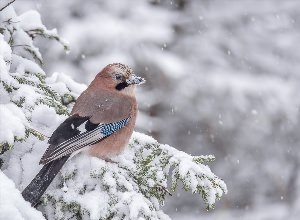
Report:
0,1,17,20
1,127,226,219
12,55,44,75
18,10,45,31
46,72,87,97
0,35,12,66
0,2,228,220
0,171,45,220
13,84,42,107
31,105,61,129
0,35,13,88
0,103,28,144
141,49,186,78
6,0,300,219
173,203,300,220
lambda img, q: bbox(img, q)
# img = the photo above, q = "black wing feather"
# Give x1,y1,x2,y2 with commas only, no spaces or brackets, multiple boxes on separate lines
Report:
48,114,90,145
40,114,97,164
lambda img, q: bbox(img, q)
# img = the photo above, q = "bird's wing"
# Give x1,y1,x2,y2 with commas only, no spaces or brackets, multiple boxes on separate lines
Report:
40,89,134,165
40,115,129,165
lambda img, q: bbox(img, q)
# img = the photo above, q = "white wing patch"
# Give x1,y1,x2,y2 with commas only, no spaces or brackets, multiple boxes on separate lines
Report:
77,121,88,133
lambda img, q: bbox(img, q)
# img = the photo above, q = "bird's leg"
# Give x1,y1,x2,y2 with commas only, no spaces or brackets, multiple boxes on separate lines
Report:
104,158,117,164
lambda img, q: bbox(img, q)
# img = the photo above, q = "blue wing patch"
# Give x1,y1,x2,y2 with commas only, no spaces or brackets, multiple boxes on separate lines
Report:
98,118,130,136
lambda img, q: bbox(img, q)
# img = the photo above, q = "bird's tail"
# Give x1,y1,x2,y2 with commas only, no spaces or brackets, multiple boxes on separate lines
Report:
21,156,69,207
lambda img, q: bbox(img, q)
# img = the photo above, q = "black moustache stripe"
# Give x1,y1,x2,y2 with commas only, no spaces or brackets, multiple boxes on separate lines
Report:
116,81,129,91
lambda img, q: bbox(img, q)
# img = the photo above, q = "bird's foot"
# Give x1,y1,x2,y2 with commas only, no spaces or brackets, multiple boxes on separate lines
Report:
104,158,117,164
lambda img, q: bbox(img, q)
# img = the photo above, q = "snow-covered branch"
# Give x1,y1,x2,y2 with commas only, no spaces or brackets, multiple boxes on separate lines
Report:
40,133,226,219
0,3,227,220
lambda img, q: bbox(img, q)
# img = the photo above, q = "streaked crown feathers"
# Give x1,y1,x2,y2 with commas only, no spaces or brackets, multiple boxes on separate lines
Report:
109,63,133,78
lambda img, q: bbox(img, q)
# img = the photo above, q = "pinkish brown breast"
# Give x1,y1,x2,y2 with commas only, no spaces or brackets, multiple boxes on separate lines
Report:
87,98,137,159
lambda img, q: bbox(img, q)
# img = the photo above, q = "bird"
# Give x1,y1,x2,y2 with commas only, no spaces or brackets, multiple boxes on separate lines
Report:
21,63,145,207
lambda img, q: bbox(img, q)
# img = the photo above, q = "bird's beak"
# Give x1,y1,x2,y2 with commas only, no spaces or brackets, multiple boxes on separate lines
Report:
126,74,146,86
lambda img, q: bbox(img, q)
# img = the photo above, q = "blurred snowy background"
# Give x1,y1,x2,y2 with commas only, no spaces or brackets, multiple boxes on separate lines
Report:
13,0,300,219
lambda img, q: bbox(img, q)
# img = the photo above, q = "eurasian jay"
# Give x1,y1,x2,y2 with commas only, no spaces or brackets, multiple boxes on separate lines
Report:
22,63,145,207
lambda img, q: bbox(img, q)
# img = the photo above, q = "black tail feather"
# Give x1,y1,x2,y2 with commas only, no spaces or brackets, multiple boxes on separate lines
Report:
22,156,70,207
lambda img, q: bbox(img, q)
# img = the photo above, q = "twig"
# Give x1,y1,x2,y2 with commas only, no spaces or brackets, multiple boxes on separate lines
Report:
0,0,16,12
2,18,20,24
157,184,172,196
11,44,30,48
28,127,50,139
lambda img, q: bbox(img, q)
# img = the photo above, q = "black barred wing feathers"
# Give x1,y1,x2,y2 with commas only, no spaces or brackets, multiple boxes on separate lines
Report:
40,116,130,164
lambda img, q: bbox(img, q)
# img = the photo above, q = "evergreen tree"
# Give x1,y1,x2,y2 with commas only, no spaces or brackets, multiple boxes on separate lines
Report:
0,3,226,219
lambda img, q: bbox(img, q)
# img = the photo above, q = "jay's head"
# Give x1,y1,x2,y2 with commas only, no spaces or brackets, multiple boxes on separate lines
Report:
96,63,145,96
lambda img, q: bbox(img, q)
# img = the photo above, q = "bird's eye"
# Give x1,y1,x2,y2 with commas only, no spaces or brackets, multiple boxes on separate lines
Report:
115,74,122,80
